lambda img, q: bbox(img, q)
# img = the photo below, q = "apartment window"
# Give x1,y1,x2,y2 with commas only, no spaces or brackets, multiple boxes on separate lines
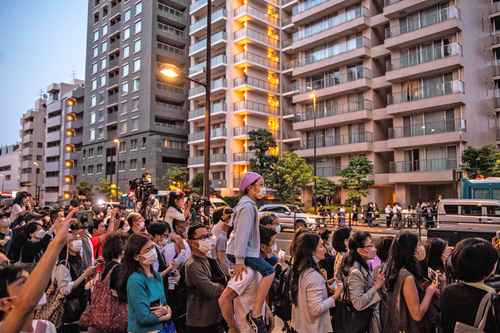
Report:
121,101,128,114
97,127,104,139
94,0,100,7
88,148,94,157
83,149,87,158
82,166,86,175
131,118,139,131
134,39,142,53
124,9,132,22
123,45,130,58
135,2,143,15
91,95,97,107
118,161,126,170
101,58,107,69
130,139,138,150
133,58,141,72
142,158,146,168
132,78,140,91
92,62,98,74
119,141,127,152
132,97,139,110
94,11,100,23
120,121,128,134
121,82,129,95
98,92,105,104
101,41,108,53
37,142,43,148
130,159,137,170
93,30,100,42
98,110,105,122
123,28,131,41
97,146,103,155
102,24,108,35
96,164,103,173
122,64,129,77
88,165,94,174
135,20,142,34
93,46,99,58
142,137,147,147
99,74,106,87
90,112,96,124
90,128,96,141
91,79,98,91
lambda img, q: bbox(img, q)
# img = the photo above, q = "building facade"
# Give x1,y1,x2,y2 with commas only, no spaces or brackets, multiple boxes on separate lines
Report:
43,81,85,205
80,0,189,195
279,0,497,207
19,98,46,201
0,144,21,193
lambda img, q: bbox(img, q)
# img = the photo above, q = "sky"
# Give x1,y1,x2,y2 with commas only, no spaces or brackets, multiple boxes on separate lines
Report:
0,1,88,145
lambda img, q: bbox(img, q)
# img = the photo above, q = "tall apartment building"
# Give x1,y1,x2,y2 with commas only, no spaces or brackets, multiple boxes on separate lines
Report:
187,0,284,195
43,81,85,205
19,98,46,200
0,144,21,193
276,0,498,207
80,0,189,194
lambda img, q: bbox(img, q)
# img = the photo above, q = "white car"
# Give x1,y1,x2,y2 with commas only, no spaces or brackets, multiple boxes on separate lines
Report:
258,204,326,231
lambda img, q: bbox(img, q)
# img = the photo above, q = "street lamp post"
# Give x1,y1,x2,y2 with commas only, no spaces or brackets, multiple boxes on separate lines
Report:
113,139,120,200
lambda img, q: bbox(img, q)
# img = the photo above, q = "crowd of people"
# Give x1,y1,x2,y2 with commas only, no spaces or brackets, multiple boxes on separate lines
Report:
0,173,498,333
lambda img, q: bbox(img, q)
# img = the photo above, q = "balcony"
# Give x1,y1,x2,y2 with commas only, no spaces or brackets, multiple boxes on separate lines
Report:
190,0,207,15
189,31,227,56
491,1,500,15
292,0,328,17
233,100,278,116
383,0,435,18
293,37,370,77
234,52,279,71
385,6,461,49
233,152,256,162
188,154,227,166
233,76,278,93
156,81,186,101
157,41,185,64
189,78,227,98
283,82,299,96
188,54,227,77
233,126,261,137
46,115,62,127
387,119,465,148
387,80,465,115
211,179,227,188
158,3,186,27
188,127,227,142
388,159,457,183
293,100,373,130
296,132,373,157
317,166,342,178
293,68,371,103
189,101,227,120
157,22,186,45
189,8,227,35
234,27,279,48
46,146,61,157
234,5,279,27
154,122,187,136
155,101,185,119
22,134,34,144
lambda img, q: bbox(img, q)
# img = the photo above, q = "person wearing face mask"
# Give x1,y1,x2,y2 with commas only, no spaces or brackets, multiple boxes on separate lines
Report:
19,220,53,264
185,224,226,333
52,232,97,333
0,211,12,254
382,232,438,333
165,192,191,228
212,207,233,276
123,233,172,333
223,172,274,333
340,231,383,333
127,212,146,235
148,223,177,278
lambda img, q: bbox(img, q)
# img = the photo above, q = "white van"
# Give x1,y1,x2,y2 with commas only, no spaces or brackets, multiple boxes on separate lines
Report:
437,199,500,234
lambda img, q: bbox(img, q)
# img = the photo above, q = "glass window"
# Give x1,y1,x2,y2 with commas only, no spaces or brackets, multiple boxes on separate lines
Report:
461,205,482,216
123,28,131,40
122,64,129,77
124,9,131,22
93,30,100,41
486,206,500,217
134,39,142,53
121,102,128,114
131,139,138,150
132,97,139,110
133,58,141,72
101,58,107,69
91,79,98,91
119,141,127,152
101,41,107,52
90,128,96,141
120,121,128,134
130,159,137,170
92,62,98,74
135,2,143,15
473,189,490,200
443,205,458,215
96,164,103,173
90,112,96,124
98,127,104,139
133,78,140,91
131,118,139,131
91,95,97,107
99,74,106,86
93,46,99,58
123,46,130,58
102,24,108,35
121,82,129,95
98,110,105,122
135,20,142,34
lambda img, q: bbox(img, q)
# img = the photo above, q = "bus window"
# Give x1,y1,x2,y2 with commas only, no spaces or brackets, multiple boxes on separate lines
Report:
486,206,500,217
461,205,482,216
443,205,459,214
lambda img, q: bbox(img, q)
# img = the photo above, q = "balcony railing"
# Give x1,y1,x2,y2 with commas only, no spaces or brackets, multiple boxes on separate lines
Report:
234,27,279,47
295,100,373,122
189,78,227,96
234,5,279,25
292,0,328,16
189,127,227,141
391,80,464,104
388,6,460,37
233,126,261,136
234,52,279,70
390,43,462,71
389,159,457,173
157,41,185,57
158,3,186,25
293,6,367,43
156,82,185,97
316,166,342,177
234,76,278,92
301,132,373,149
298,36,369,67
234,100,278,115
188,154,227,165
233,151,256,162
283,82,299,93
302,67,371,93
190,0,207,13
189,31,227,54
189,8,227,33
491,1,500,14
388,119,464,138
158,22,186,42
189,101,227,118
189,54,227,75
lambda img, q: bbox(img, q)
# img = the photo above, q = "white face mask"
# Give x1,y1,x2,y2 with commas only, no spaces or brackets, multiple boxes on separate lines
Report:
275,224,281,233
198,236,217,256
137,222,145,231
33,229,46,240
70,239,83,253
141,248,158,265
0,218,10,227
259,187,267,197
122,224,130,233
37,292,47,308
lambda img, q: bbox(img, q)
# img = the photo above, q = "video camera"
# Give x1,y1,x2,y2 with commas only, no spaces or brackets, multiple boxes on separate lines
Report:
129,173,158,204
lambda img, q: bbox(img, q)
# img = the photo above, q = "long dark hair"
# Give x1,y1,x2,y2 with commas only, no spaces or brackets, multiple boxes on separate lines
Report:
332,227,351,253
121,233,150,300
344,231,371,273
425,238,447,272
290,233,322,305
12,191,29,207
384,232,422,292
167,191,184,212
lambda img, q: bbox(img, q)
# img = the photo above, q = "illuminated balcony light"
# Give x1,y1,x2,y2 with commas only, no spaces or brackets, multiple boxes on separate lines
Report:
65,160,74,168
64,176,73,184
66,129,75,137
268,117,279,131
64,192,72,200
66,97,77,107
65,144,74,153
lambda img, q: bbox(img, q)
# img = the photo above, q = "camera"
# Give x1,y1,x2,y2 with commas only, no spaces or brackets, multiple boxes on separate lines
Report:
129,176,158,204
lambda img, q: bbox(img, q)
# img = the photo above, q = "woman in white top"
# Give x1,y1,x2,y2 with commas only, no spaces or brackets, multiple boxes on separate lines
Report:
290,232,343,333
10,192,31,222
165,192,190,227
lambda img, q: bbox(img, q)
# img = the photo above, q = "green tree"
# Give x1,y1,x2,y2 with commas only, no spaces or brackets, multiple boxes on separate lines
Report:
76,180,93,198
315,176,338,205
461,145,500,178
96,177,114,199
267,152,313,203
248,129,278,179
161,166,188,191
340,156,374,206
190,173,204,194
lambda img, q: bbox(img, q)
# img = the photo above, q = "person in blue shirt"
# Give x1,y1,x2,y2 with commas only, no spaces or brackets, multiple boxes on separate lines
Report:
122,233,172,333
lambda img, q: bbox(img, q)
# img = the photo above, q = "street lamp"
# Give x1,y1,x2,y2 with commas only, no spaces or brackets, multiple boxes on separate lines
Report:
33,161,40,203
308,89,318,213
113,139,120,200
0,174,5,193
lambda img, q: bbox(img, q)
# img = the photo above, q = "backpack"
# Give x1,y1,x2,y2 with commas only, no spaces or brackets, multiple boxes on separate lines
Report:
271,264,292,323
454,292,495,333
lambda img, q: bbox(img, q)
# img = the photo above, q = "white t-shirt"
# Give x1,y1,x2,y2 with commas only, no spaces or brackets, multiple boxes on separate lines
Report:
20,320,57,333
165,207,184,229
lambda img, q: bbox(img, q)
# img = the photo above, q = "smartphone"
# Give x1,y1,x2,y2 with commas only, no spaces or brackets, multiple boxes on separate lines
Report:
329,281,337,289
150,299,160,308
278,250,286,260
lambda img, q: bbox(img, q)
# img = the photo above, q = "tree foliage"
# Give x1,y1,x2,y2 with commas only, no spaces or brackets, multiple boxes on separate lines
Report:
161,166,188,191
76,181,93,199
461,145,500,178
267,152,313,203
248,129,278,179
314,176,338,205
96,177,114,199
190,173,204,194
340,156,374,206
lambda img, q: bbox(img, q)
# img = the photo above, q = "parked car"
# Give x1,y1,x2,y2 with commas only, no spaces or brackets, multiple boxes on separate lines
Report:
258,204,326,231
